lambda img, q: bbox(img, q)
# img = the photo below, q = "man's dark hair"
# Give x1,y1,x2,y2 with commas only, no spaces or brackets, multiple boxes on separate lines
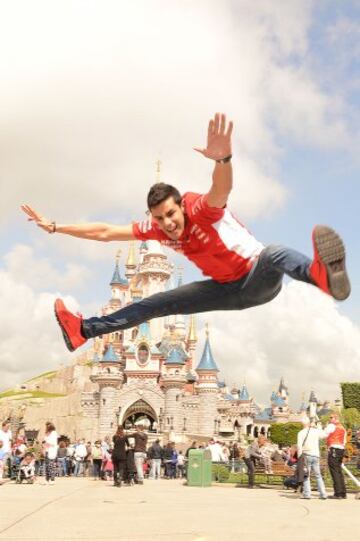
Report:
147,183,182,210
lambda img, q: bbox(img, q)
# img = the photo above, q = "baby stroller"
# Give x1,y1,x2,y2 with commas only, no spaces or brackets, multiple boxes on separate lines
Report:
10,454,22,481
283,456,308,493
16,454,36,484
283,475,300,492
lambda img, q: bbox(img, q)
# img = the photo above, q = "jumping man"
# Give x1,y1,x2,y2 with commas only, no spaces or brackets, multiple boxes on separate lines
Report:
21,113,351,352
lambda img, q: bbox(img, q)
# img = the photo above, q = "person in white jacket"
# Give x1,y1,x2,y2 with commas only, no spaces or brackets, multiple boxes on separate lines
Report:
44,422,58,485
74,439,88,476
297,419,327,500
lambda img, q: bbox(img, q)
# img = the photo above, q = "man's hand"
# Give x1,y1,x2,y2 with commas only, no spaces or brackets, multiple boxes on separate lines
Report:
194,113,233,161
21,204,55,233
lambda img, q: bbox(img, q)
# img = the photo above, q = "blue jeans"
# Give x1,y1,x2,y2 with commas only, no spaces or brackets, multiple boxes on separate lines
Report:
82,245,312,338
149,458,161,479
134,452,146,481
303,455,327,499
74,459,84,476
57,457,67,476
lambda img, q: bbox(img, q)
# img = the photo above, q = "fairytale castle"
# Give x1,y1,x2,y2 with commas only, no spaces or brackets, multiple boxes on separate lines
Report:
0,241,323,443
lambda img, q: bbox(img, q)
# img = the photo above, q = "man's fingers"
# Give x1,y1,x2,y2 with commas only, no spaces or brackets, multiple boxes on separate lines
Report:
219,114,226,135
214,113,220,134
208,120,214,138
226,120,233,138
21,204,42,222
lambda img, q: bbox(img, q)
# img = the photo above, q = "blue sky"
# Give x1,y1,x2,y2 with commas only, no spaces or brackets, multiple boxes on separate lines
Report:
0,0,359,405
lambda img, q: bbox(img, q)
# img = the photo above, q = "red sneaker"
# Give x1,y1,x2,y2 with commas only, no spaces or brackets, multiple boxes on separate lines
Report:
54,298,87,352
309,225,351,301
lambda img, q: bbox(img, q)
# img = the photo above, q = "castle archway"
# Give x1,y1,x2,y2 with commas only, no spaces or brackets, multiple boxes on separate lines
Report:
121,399,157,431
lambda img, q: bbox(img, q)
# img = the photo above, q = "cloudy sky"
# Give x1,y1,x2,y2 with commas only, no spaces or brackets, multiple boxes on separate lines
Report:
0,0,359,407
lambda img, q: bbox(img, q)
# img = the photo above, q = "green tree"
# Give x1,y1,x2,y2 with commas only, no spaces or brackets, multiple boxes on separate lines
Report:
269,422,303,446
319,408,360,430
341,408,360,429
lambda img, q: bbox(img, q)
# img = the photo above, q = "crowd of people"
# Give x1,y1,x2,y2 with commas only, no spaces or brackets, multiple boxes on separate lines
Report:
0,415,359,499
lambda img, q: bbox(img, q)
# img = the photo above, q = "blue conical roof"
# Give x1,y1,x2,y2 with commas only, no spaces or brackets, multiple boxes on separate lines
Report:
273,395,285,407
196,335,219,372
138,321,151,340
110,262,128,286
165,348,185,365
102,344,118,362
239,384,250,401
299,401,307,412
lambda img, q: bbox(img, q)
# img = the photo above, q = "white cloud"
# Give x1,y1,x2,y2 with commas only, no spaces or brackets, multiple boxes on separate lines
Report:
198,281,360,406
1,0,356,228
3,244,92,291
0,271,79,390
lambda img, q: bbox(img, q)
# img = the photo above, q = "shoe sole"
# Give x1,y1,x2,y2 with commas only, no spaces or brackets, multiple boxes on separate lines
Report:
313,225,351,301
54,300,75,352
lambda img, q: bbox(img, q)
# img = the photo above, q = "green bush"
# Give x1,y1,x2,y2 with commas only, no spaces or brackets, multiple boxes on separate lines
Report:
212,464,230,482
341,383,360,411
269,422,303,446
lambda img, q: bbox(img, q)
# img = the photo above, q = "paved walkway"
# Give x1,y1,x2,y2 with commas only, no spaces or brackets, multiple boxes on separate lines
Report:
0,478,358,540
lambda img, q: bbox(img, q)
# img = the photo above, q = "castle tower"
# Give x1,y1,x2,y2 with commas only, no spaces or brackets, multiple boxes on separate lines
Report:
125,241,137,281
90,344,124,438
123,321,162,386
309,390,318,420
185,314,197,386
239,383,250,401
174,268,186,340
196,325,219,436
109,250,128,311
137,241,172,343
103,251,129,356
278,377,289,403
162,348,187,434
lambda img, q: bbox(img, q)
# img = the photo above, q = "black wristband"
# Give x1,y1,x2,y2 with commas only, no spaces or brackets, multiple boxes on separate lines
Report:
49,221,56,234
216,154,232,164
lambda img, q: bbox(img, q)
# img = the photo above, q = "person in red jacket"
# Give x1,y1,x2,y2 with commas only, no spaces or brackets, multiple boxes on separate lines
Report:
324,413,347,499
21,113,351,353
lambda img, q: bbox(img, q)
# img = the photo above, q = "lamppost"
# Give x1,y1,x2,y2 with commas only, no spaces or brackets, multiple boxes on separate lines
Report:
115,406,122,427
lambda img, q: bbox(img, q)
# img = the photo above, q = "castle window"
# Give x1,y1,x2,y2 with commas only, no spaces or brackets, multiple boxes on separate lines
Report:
132,329,138,340
137,343,150,366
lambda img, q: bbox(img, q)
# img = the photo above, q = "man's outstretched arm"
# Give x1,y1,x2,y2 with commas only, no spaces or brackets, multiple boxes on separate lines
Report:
21,204,136,241
194,112,233,208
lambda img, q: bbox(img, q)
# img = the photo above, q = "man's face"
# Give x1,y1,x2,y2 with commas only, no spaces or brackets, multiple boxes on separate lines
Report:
150,196,185,240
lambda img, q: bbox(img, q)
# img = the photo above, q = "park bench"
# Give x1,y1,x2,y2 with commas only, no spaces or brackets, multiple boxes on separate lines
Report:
254,461,294,485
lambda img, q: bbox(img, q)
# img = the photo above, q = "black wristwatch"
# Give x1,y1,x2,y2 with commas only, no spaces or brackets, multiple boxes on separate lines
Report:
216,154,232,164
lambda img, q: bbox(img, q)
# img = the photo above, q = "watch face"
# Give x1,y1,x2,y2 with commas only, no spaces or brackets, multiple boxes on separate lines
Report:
137,344,150,366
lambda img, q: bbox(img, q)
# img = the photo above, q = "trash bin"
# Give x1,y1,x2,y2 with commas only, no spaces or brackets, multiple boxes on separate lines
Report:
187,449,212,487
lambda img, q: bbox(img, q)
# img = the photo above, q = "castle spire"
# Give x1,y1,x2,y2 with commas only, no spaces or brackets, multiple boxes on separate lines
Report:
177,266,183,287
239,383,250,401
196,324,219,372
110,250,127,286
126,242,136,267
156,159,162,182
187,314,197,343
